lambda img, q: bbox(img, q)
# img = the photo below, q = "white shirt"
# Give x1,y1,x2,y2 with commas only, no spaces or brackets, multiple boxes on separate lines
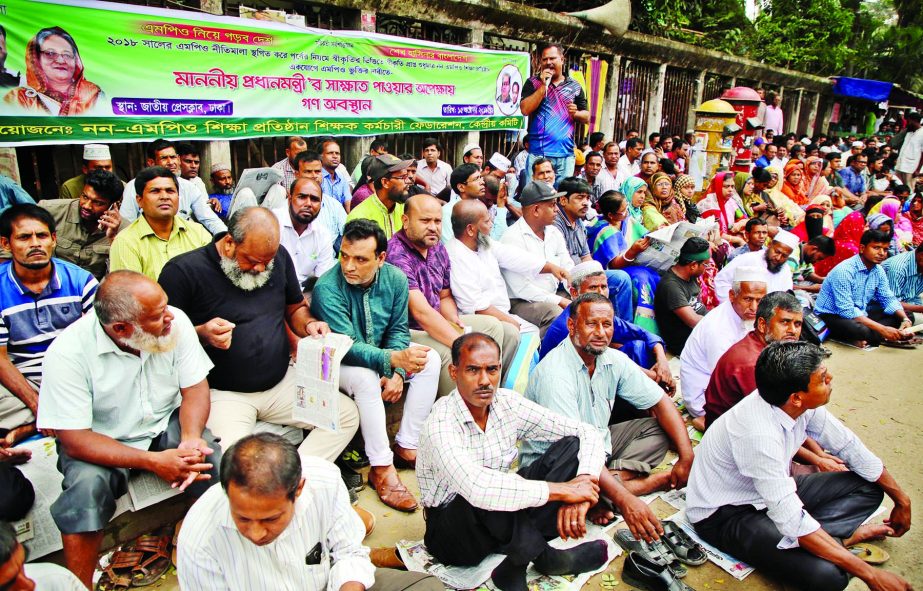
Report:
121,175,227,235
178,457,375,591
616,155,640,181
896,127,923,174
679,300,750,418
417,389,606,510
713,249,793,304
272,208,336,285
446,237,543,314
500,219,574,304
37,307,213,449
416,159,453,195
597,166,623,194
687,393,883,549
22,563,84,590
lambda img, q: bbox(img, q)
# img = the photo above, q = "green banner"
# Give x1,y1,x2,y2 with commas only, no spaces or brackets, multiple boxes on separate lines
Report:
0,0,528,145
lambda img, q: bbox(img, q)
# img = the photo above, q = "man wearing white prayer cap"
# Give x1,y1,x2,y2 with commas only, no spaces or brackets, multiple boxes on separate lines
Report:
462,143,484,169
58,143,116,200
680,265,768,431
714,229,798,303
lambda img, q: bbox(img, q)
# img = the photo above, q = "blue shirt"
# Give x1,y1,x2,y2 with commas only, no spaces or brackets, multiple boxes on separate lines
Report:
0,174,35,213
814,255,901,318
0,259,97,382
521,337,663,467
208,193,232,221
538,309,663,361
882,250,923,306
521,75,587,158
322,168,351,207
753,156,770,169
838,167,866,196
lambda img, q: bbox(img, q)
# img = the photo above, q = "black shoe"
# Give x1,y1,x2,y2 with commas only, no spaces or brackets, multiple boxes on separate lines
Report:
622,552,694,591
340,446,370,469
348,486,359,506
339,464,364,493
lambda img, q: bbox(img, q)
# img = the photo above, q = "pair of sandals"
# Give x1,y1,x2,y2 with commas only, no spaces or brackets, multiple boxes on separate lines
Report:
96,531,173,590
616,523,707,590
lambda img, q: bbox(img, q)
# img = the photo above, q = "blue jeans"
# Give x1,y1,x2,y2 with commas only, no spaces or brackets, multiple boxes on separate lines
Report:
605,269,634,323
523,153,576,189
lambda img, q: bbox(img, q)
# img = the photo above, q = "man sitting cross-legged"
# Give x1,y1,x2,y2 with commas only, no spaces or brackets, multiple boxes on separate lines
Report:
37,271,221,588
526,293,694,526
687,341,913,591
417,332,612,591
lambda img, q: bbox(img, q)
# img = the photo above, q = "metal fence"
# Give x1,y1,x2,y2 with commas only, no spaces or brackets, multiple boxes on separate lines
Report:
376,14,469,45
612,58,659,140
661,67,698,136
702,72,732,101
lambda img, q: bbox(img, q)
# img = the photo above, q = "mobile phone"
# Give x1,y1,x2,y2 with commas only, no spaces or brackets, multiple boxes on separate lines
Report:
98,201,118,231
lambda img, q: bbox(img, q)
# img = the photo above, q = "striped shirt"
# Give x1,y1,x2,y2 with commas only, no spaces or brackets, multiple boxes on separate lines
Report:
552,205,590,264
815,255,901,318
882,250,923,306
416,388,606,511
522,75,587,157
178,457,374,591
0,259,97,383
687,392,883,549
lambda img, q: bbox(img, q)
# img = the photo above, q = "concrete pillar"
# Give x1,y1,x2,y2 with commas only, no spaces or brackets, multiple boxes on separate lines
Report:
791,88,804,135
201,141,231,193
645,63,667,137
470,28,484,48
814,96,833,136
360,9,376,33
602,56,622,141
687,70,706,133
729,76,737,88
0,148,20,184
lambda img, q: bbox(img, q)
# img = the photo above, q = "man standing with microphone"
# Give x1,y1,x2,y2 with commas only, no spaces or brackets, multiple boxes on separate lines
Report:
519,44,590,188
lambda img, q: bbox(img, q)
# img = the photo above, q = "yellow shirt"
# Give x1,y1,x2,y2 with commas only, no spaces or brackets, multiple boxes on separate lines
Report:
109,214,211,280
346,194,404,238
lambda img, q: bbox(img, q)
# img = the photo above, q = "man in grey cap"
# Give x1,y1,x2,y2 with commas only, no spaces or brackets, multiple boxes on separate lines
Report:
499,181,574,336
346,154,414,238
59,144,117,200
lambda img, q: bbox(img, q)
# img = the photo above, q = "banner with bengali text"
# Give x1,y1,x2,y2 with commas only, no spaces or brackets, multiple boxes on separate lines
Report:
0,0,528,145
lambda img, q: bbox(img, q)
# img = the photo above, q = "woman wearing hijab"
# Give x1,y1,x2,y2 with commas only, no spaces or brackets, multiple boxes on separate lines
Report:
3,27,103,116
641,171,685,231
903,193,923,246
814,210,866,277
616,176,650,244
779,160,809,206
587,190,661,333
867,213,903,257
696,171,747,246
878,198,914,252
734,173,761,218
673,175,699,223
805,156,832,200
791,205,831,242
767,164,806,228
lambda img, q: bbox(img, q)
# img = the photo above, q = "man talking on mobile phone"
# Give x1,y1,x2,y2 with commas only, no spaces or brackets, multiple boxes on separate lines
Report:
519,44,589,189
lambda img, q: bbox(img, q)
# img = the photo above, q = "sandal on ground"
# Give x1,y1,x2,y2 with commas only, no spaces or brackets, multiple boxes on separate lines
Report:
126,531,173,587
881,340,917,349
95,551,137,591
614,528,687,578
622,551,696,591
849,543,889,565
660,521,708,566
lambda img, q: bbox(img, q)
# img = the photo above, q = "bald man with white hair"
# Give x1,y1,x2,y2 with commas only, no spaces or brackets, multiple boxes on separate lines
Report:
680,266,769,432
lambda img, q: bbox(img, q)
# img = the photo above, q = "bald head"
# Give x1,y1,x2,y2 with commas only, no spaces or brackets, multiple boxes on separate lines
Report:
95,270,162,325
452,198,488,238
404,193,442,219
227,206,280,248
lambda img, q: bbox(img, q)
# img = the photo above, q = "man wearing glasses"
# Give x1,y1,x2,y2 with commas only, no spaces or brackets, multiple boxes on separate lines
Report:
346,154,414,238
838,154,869,205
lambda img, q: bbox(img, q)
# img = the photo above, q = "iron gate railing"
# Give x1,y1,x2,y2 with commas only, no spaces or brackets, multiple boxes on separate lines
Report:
613,58,659,141
661,67,698,136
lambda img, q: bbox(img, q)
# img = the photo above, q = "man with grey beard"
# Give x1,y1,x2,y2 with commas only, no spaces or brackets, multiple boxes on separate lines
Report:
158,207,360,467
37,270,221,587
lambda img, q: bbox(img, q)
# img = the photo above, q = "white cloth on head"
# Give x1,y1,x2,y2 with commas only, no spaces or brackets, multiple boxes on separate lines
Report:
489,152,511,171
679,300,750,418
733,265,769,285
83,143,110,161
714,249,792,304
210,162,231,175
462,143,481,157
177,456,375,591
570,260,605,285
772,229,800,251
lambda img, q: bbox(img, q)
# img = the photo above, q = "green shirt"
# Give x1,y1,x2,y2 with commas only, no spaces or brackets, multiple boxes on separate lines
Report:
310,263,410,378
59,174,85,200
39,198,126,279
346,193,404,238
109,214,211,280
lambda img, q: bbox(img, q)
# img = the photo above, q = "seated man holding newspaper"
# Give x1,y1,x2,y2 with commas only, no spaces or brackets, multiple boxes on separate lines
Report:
36,271,221,589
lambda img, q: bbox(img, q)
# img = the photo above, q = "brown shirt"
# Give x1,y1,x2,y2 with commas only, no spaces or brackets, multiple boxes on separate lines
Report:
39,198,124,279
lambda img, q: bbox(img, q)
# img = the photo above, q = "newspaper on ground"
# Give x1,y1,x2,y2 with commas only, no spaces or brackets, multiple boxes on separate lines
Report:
396,521,621,590
12,437,189,560
635,219,717,272
659,490,754,580
293,333,353,431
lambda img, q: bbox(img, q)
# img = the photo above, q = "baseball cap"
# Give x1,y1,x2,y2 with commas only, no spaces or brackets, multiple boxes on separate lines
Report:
368,154,414,183
519,181,564,207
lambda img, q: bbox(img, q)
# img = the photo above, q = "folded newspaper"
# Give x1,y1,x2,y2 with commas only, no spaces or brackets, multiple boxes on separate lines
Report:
635,219,717,272
227,167,284,216
293,333,354,432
